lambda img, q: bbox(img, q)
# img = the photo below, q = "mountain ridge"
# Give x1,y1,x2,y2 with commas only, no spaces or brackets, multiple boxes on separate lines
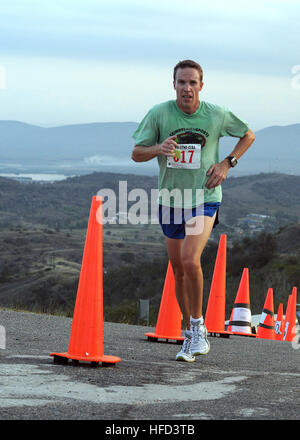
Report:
0,120,299,176
0,170,299,321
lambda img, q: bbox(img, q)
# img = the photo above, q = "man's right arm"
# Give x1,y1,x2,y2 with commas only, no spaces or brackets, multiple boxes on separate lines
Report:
131,136,178,162
131,144,161,162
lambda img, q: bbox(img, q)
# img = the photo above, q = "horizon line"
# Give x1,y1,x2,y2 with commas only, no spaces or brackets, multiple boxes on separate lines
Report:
0,119,299,131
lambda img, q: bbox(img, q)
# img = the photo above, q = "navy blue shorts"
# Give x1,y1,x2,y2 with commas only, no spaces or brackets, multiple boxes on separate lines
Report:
158,203,221,239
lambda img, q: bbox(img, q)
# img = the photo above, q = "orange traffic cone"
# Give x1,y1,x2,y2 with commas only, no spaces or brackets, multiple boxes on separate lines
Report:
205,234,232,337
282,294,291,341
256,288,275,340
275,303,284,341
145,261,184,343
227,268,256,337
283,287,297,342
50,196,121,366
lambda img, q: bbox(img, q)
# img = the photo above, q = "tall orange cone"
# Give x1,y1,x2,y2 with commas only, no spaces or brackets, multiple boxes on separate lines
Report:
227,268,256,337
275,303,284,341
256,288,275,340
205,234,232,337
283,287,297,342
145,261,184,343
50,196,121,366
282,294,291,341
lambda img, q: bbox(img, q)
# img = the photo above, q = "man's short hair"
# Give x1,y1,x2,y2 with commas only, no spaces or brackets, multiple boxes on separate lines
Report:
173,60,203,82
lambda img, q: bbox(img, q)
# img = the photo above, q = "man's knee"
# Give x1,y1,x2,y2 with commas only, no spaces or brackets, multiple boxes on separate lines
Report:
172,265,185,284
182,256,201,274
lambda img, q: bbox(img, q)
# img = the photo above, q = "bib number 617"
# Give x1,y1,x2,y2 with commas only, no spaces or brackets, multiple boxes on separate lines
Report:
173,149,194,164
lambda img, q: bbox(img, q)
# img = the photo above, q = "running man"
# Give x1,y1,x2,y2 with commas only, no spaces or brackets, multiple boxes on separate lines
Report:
131,60,255,362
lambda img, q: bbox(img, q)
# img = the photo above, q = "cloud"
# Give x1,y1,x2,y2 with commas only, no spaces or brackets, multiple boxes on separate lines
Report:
203,69,300,130
1,0,299,76
84,155,132,166
1,53,299,130
0,0,299,127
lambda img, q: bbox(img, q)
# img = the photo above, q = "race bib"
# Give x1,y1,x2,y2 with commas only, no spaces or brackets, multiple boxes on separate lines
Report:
167,144,201,169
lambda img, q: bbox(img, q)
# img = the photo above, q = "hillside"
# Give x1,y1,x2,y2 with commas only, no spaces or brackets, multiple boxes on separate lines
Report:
0,171,299,322
0,120,300,176
221,172,300,221
0,171,299,230
0,222,298,321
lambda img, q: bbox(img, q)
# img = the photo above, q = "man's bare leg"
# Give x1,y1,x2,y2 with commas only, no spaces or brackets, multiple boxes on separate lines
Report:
165,214,216,329
165,237,190,329
181,214,216,320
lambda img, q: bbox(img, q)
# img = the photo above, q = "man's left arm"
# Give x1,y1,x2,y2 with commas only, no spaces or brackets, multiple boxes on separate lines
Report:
205,129,255,189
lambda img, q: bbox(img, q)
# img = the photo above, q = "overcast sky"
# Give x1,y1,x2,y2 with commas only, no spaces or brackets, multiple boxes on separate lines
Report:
0,0,299,130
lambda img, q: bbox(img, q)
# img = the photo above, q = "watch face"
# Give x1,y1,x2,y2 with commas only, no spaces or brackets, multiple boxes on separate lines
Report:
231,157,237,167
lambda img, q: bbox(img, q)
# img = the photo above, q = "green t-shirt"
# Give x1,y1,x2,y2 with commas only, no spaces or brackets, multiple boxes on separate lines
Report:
132,100,249,208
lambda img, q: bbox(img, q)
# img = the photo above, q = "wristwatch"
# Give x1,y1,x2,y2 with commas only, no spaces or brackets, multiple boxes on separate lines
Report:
226,155,238,167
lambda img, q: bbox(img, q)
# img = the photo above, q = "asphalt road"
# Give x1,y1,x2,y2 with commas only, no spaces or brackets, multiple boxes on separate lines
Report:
0,309,299,423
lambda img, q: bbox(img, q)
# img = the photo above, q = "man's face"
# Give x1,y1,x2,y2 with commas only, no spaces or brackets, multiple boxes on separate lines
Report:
173,67,204,114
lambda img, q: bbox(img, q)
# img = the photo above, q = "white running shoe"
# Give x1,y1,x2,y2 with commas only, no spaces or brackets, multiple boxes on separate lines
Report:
175,331,195,363
190,319,210,355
